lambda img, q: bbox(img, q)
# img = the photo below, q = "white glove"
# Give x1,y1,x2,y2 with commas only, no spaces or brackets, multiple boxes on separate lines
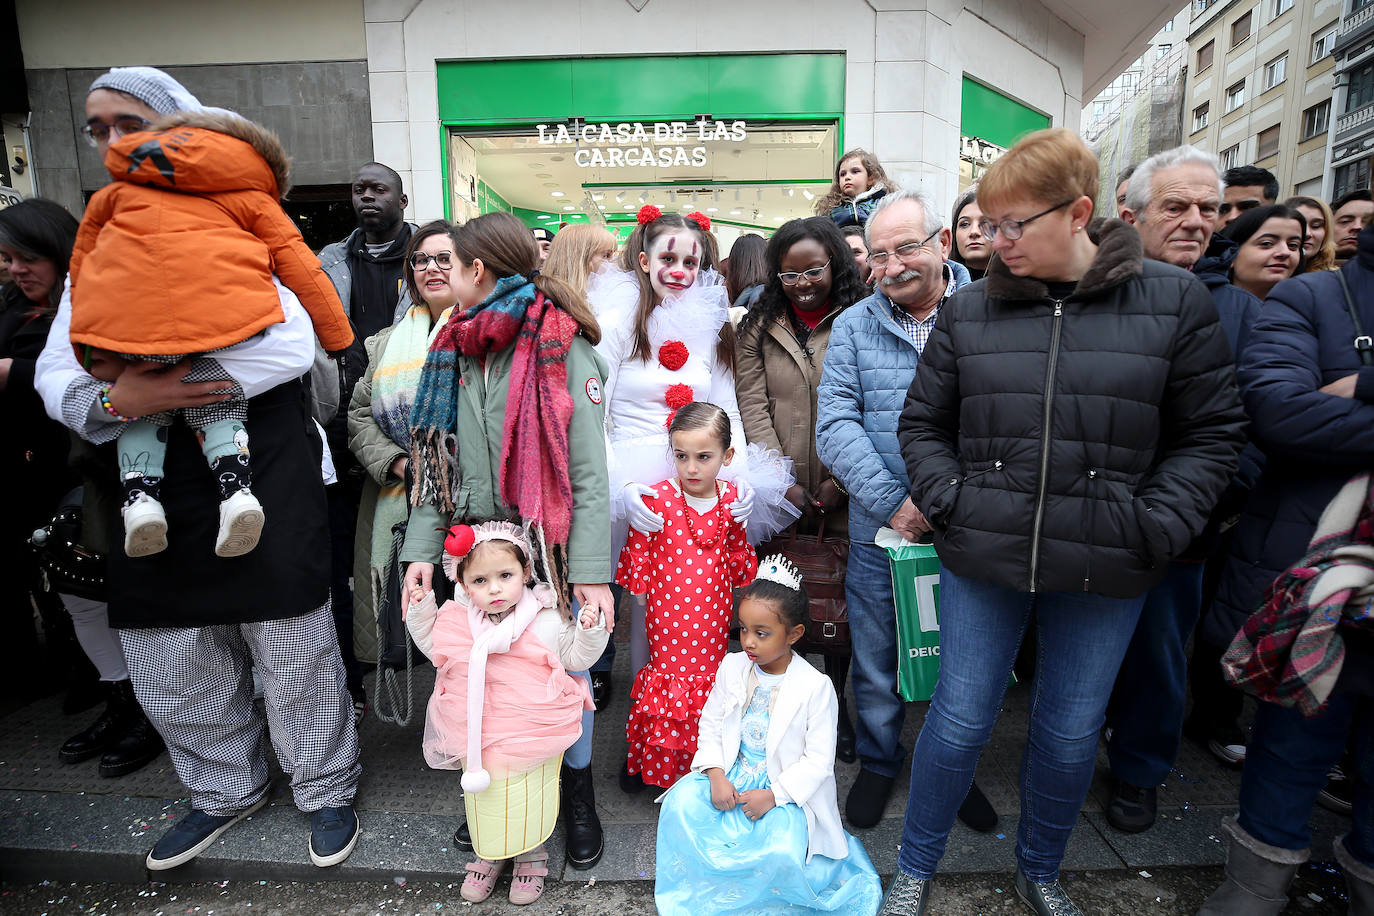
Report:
623,482,665,534
730,478,755,526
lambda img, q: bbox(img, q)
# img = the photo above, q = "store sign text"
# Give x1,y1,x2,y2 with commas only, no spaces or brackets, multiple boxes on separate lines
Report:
536,120,748,169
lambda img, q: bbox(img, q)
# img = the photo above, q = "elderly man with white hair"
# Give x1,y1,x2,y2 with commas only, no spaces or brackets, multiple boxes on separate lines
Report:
816,189,995,833
1096,146,1262,835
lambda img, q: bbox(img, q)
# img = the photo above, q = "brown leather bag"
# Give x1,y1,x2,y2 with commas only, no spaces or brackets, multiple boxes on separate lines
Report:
761,517,850,655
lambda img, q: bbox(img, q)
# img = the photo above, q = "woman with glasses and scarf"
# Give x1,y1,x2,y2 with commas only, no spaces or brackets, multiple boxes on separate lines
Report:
879,129,1247,916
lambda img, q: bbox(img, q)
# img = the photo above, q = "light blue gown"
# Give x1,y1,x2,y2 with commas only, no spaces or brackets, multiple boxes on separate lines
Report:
654,680,882,915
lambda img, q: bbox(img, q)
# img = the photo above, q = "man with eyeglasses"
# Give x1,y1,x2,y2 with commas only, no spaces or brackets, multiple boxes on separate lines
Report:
817,189,995,834
314,161,418,724
1105,145,1263,834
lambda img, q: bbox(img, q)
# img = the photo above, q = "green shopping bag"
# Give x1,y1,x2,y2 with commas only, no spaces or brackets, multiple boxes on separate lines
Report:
876,527,943,702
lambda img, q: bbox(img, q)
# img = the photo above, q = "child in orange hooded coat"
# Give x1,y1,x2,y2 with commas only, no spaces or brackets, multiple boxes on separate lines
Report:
68,109,354,559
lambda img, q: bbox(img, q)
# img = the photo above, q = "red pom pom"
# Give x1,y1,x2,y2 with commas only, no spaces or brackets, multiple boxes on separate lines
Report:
686,211,711,231
637,205,662,226
665,409,680,430
444,524,476,558
665,383,694,410
658,340,689,371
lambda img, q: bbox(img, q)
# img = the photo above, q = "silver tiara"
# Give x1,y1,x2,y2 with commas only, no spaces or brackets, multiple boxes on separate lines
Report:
755,554,803,591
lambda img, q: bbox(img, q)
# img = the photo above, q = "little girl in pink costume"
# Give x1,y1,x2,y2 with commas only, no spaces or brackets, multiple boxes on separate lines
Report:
407,520,606,906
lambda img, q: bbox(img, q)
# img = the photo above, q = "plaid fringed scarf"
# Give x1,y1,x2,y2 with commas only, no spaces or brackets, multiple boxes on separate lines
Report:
1222,473,1374,716
409,274,578,597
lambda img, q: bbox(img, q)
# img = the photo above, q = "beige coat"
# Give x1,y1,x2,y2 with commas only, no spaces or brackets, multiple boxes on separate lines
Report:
734,309,847,536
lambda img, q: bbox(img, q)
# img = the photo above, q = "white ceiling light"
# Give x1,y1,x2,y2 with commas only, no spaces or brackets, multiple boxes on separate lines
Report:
787,188,795,197
639,192,646,204
802,189,815,201
707,207,718,213
563,205,576,211
551,191,565,197
624,204,634,210
729,209,742,216
538,214,552,220
616,191,626,202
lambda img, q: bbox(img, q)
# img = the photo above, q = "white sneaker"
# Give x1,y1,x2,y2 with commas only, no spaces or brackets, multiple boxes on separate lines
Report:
215,489,265,557
123,495,168,557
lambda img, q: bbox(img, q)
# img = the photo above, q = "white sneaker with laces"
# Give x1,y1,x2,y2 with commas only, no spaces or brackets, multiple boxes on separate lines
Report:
123,495,168,557
215,489,265,557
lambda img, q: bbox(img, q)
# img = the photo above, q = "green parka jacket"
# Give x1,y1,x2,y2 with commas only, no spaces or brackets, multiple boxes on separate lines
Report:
399,335,613,586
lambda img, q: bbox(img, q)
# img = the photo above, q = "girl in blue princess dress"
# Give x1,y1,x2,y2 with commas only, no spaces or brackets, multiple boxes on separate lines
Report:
654,556,882,915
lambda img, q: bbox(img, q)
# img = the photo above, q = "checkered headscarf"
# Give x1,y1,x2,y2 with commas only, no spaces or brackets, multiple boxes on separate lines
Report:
88,67,202,115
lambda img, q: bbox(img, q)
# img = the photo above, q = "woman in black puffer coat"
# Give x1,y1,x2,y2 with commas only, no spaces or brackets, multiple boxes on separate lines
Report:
880,129,1246,915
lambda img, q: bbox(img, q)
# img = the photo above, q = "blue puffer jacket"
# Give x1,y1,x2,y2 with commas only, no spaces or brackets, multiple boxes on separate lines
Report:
1209,227,1374,695
816,263,970,543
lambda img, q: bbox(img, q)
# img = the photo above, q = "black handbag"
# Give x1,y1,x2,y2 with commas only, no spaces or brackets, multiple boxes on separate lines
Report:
28,487,106,601
371,519,422,726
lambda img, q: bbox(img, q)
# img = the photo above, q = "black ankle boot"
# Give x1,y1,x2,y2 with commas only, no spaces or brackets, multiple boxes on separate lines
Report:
561,762,603,869
836,700,857,764
99,699,165,778
60,680,133,763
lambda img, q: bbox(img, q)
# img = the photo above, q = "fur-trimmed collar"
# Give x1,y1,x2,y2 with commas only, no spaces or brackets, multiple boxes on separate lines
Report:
983,218,1143,302
153,109,292,196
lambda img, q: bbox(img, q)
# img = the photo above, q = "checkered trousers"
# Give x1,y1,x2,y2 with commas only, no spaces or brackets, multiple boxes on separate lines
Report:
119,602,361,816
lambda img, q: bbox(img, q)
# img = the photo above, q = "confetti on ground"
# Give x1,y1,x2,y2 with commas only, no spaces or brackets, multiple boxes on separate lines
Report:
1139,870,1152,878
1309,893,1324,903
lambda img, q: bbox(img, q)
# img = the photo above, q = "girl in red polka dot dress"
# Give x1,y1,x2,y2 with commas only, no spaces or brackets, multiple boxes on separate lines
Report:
616,402,759,790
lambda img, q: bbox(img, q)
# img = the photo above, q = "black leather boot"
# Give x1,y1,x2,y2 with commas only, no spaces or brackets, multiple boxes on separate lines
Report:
60,680,132,763
561,762,603,869
99,699,165,778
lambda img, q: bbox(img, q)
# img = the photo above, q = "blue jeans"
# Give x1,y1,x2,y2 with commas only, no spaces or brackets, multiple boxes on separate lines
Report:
1106,560,1204,786
1239,692,1374,865
566,670,594,769
845,540,905,777
897,568,1145,882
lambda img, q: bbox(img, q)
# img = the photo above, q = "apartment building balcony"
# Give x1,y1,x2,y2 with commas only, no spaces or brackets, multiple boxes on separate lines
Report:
1337,100,1374,143
1336,2,1374,57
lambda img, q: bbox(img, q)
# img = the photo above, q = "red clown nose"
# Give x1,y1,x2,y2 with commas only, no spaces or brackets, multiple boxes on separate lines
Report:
444,524,476,558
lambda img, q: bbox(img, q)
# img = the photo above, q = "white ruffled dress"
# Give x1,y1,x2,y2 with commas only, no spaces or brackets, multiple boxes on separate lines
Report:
587,267,798,550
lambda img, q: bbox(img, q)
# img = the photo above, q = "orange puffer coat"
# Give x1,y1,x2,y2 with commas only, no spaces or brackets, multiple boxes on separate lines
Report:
69,109,354,355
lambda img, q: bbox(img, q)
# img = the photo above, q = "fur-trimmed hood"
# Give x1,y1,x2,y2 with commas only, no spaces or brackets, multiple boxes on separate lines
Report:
105,109,292,198
984,217,1143,302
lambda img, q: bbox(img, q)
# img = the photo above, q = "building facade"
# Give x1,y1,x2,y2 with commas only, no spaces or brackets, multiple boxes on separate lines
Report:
13,0,1179,243
1183,0,1340,199
1328,0,1374,199
1082,6,1190,212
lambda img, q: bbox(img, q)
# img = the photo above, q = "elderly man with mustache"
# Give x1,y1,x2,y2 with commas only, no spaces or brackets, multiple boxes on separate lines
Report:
816,190,989,833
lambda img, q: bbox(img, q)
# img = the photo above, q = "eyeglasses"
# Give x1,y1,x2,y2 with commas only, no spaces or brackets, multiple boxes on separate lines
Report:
81,118,152,147
978,199,1075,241
868,228,942,268
410,251,454,270
778,260,830,286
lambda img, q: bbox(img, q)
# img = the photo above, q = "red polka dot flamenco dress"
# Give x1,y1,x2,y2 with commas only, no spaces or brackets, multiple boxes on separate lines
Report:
615,479,758,789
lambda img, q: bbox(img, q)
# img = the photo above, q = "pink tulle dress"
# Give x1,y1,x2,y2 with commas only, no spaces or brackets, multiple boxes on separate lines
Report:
408,583,596,860
615,479,758,789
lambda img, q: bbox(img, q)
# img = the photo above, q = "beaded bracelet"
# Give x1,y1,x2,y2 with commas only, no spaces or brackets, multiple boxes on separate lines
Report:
98,385,136,422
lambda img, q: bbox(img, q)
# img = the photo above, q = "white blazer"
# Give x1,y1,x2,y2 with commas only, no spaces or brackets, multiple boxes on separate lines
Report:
688,650,847,862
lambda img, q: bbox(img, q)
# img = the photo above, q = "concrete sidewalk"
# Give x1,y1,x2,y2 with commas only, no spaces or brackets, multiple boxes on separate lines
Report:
0,644,1353,913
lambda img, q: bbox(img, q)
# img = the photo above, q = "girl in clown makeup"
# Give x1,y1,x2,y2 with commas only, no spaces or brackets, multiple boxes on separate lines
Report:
587,209,797,713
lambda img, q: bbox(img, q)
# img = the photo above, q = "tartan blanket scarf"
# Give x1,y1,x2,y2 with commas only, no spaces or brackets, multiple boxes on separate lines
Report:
1222,472,1374,716
409,274,577,547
